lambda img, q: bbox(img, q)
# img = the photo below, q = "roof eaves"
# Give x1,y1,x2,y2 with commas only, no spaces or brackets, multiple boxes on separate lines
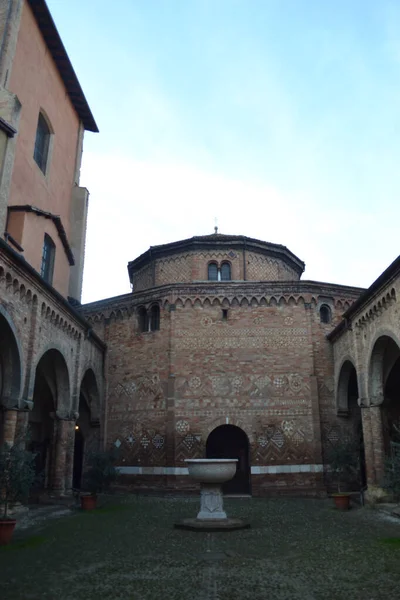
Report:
7,205,75,266
27,0,98,132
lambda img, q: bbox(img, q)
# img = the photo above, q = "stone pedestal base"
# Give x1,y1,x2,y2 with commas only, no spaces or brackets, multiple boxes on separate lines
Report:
197,483,227,520
175,518,250,532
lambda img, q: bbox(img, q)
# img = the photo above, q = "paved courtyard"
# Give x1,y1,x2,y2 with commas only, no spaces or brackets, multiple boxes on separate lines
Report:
1,496,400,600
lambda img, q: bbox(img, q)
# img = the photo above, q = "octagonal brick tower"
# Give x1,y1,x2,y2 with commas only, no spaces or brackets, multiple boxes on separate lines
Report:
127,233,305,291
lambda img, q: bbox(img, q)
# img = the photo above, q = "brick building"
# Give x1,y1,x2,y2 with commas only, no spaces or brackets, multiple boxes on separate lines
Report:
0,0,105,495
81,233,400,497
1,1,399,500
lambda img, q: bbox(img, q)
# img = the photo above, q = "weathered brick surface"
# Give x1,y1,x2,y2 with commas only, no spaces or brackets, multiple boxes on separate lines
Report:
82,246,364,495
330,272,400,489
0,245,105,493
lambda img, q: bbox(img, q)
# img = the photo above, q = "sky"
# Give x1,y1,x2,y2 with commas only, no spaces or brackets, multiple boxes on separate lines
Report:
47,0,400,303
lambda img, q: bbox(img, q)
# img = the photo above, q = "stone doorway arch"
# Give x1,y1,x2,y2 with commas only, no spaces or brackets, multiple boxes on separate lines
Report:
369,335,400,455
206,425,251,495
336,360,366,487
0,311,22,445
29,349,70,491
73,369,101,489
368,334,400,482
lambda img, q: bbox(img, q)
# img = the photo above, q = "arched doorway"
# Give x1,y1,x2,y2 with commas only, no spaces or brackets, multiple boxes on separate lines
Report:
0,312,22,444
73,369,101,489
206,425,251,495
29,349,70,491
336,361,366,487
369,336,400,454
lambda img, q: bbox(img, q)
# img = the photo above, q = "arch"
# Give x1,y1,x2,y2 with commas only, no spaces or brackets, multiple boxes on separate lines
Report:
32,348,71,413
73,368,101,488
320,304,332,324
368,332,400,404
222,297,230,308
34,110,53,174
336,359,358,414
334,359,366,487
220,261,231,281
208,262,218,281
297,296,305,306
29,348,70,491
149,304,160,331
206,425,251,494
40,233,56,285
137,306,148,332
0,308,23,424
368,333,400,466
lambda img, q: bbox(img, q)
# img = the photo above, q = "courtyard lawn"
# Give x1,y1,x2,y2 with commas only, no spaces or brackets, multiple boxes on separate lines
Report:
1,496,400,600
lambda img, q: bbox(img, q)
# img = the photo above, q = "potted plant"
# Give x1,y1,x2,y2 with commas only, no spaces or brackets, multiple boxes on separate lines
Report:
327,438,360,510
0,442,36,544
80,448,118,510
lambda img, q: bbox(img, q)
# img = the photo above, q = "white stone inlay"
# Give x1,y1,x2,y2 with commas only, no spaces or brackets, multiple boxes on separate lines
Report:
116,464,324,476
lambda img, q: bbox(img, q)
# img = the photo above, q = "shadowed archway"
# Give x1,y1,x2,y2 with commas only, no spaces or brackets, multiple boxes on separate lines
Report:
73,369,101,489
336,360,366,487
29,349,70,490
206,425,251,495
0,312,22,444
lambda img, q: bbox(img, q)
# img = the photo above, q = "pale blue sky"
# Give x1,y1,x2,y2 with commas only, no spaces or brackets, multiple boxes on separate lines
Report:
47,0,400,302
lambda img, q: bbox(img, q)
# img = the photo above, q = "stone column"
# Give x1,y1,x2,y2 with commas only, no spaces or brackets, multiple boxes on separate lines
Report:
2,408,18,445
52,419,68,495
369,405,386,485
361,406,375,484
64,419,76,494
15,409,30,444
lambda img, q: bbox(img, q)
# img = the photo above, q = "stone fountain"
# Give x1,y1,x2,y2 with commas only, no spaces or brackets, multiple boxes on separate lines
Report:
175,459,250,531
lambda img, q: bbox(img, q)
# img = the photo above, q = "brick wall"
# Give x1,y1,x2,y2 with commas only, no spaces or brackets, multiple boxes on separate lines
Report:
83,279,362,495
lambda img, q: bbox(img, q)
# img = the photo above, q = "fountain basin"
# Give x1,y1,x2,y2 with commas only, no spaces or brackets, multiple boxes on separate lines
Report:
185,458,238,484
174,458,250,531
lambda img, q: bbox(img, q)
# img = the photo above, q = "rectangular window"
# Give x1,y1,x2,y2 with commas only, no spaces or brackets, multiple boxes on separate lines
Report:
40,234,55,284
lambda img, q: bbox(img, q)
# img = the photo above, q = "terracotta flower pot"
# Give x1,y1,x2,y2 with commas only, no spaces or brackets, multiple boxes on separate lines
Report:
0,519,17,545
333,494,351,510
80,495,97,510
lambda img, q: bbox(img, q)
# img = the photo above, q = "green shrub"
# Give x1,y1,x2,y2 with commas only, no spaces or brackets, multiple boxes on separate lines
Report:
0,443,36,519
326,438,360,493
82,448,118,495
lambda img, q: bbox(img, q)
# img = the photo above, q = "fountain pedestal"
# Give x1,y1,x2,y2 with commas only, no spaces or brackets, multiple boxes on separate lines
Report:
174,459,250,531
198,483,227,520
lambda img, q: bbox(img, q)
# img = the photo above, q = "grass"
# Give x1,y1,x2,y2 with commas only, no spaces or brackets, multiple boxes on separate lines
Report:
0,496,400,599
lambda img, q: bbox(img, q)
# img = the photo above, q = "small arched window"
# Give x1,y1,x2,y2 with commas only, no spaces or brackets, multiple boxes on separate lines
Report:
320,305,332,324
150,305,160,331
221,262,231,281
34,112,51,174
40,234,55,285
208,263,218,281
138,307,148,332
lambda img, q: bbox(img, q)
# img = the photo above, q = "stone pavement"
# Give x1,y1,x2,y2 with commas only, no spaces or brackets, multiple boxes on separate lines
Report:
1,496,400,599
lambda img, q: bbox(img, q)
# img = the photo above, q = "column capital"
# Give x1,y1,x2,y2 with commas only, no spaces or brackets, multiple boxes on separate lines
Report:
1,398,20,410
369,393,384,407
